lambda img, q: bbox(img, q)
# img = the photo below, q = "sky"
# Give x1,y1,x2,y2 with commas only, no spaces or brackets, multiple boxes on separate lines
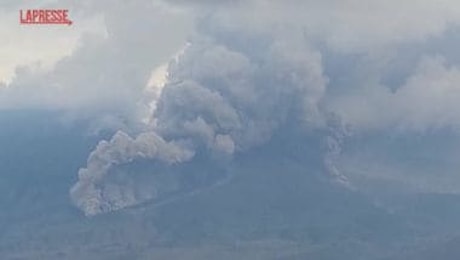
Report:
4,0,460,215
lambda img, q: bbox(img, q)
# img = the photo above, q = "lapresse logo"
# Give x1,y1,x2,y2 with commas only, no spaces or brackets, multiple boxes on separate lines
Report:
19,9,73,26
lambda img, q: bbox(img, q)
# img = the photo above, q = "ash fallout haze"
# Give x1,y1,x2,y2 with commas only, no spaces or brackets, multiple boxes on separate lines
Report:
2,0,460,259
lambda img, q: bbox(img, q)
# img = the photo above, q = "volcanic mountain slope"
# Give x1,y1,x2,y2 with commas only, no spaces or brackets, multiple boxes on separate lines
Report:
3,112,460,259
0,113,399,259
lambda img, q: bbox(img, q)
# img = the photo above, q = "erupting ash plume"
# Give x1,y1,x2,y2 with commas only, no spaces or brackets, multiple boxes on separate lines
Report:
70,131,194,216
70,29,345,215
3,0,460,216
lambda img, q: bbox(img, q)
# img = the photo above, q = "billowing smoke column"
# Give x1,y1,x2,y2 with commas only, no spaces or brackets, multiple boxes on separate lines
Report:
70,131,194,216
70,29,345,216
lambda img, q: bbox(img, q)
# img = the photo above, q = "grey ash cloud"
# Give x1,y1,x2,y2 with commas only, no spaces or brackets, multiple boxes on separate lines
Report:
4,0,460,215
70,20,333,215
69,0,460,215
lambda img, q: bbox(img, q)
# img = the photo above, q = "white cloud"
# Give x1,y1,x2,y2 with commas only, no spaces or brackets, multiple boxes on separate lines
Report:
193,0,460,52
0,1,107,84
330,56,460,132
0,0,194,130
